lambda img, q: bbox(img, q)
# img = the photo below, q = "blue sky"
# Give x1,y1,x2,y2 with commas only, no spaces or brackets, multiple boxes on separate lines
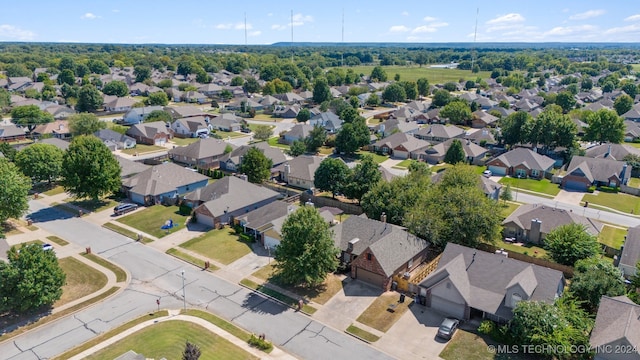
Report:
1,1,639,44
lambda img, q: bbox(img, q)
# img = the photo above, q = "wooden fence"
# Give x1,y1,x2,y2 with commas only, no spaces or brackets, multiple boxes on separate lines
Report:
300,193,364,215
477,243,574,278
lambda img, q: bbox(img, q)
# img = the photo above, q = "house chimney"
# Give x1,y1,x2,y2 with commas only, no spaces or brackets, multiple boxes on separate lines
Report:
347,238,359,252
380,212,387,223
530,218,542,244
605,144,611,158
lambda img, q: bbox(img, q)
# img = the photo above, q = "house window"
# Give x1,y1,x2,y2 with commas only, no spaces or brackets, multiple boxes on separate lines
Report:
408,258,413,268
366,253,372,261
531,169,539,177
511,293,522,307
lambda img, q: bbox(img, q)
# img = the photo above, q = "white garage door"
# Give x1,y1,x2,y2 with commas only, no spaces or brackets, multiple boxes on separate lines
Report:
154,138,166,146
430,295,466,320
197,214,215,227
488,165,507,176
356,268,385,288
392,150,409,159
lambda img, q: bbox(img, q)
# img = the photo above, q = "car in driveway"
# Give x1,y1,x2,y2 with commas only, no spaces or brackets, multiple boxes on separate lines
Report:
42,243,54,251
482,169,492,178
113,203,139,216
437,318,459,340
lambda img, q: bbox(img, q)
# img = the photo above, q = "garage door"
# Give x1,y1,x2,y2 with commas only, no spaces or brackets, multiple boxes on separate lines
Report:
155,138,166,146
488,165,506,176
197,214,215,227
430,295,466,320
392,150,408,159
356,268,385,288
563,179,588,191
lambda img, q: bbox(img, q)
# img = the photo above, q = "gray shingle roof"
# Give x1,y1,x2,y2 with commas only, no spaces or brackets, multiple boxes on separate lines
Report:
116,156,150,178
371,132,430,152
220,142,287,167
173,116,209,133
273,155,324,182
585,143,640,161
235,201,295,230
126,121,171,139
414,124,465,140
0,124,26,138
123,162,208,196
565,156,631,184
168,138,235,160
502,203,603,237
620,225,640,269
590,296,640,352
491,148,555,171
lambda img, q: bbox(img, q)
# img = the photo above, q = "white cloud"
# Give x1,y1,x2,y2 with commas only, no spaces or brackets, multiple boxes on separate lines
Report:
569,9,605,20
604,23,640,35
423,16,437,22
235,22,252,30
215,23,232,30
412,22,448,34
389,25,409,32
486,13,525,25
624,14,640,22
0,24,36,40
292,13,313,27
271,24,287,31
544,24,597,36
248,30,261,37
112,9,120,13
401,11,409,16
80,12,99,20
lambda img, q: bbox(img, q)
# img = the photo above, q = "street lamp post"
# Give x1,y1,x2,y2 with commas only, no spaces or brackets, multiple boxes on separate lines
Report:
181,269,186,310
515,174,521,201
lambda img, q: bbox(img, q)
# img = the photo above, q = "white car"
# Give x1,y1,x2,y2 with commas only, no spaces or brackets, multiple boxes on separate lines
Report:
482,170,492,178
42,243,54,251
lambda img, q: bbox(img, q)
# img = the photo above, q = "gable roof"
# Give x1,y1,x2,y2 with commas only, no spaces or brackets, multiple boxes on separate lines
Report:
419,138,488,158
116,156,150,178
585,143,640,161
620,225,640,270
172,116,209,133
502,203,603,236
284,123,313,139
0,124,26,138
273,155,324,182
122,162,208,196
35,137,70,151
94,129,136,145
235,201,294,230
372,132,430,152
165,105,208,119
491,148,555,171
332,215,405,256
414,124,465,140
420,243,564,318
189,176,281,217
220,141,287,167
168,138,235,160
368,229,429,277
565,156,630,184
105,97,137,109
126,121,171,139
590,296,640,351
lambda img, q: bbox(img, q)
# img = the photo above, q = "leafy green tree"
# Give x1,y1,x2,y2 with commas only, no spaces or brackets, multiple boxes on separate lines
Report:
312,78,331,104
401,81,418,100
134,65,151,83
243,77,261,94
102,80,129,97
24,88,41,100
274,206,339,286
57,69,76,86
440,101,472,125
68,112,106,136
0,88,11,109
146,91,169,106
584,109,625,144
527,109,577,152
408,161,431,175
335,123,359,155
270,79,293,94
314,158,350,198
288,140,306,157
230,76,244,86
182,341,201,360
15,144,64,184
5,63,32,77
602,81,615,93
622,82,638,99
87,59,110,74
432,89,451,107
416,78,430,97
305,125,327,153
343,154,381,203
545,224,601,266
239,147,272,184
11,105,54,128
382,83,406,103
444,139,466,164
443,82,458,92
252,125,273,141
580,78,593,91
144,110,173,123
0,244,66,313
60,136,121,200
629,262,640,304
366,93,380,107
614,94,633,116
259,63,284,82
370,66,387,82
555,91,576,113
0,159,31,224
41,84,56,101
569,257,626,313
500,111,532,147
296,108,311,123
500,184,513,204
0,143,17,161
76,85,103,112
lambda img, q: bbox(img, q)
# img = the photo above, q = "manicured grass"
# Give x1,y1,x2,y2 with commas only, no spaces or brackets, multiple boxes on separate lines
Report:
318,146,335,155
116,205,190,238
85,321,258,360
248,123,276,132
170,137,200,146
180,227,253,265
599,225,628,249
629,177,640,188
267,136,290,149
52,311,169,360
354,150,389,164
582,192,640,214
440,330,523,360
493,241,548,259
41,185,66,196
64,197,119,213
240,278,317,314
46,235,69,246
500,202,521,219
341,65,490,84
82,253,128,283
215,130,249,139
251,263,277,281
498,177,561,196
182,309,251,342
355,292,411,333
346,324,380,343
120,144,166,155
393,159,415,169
102,222,154,243
166,248,219,271
251,113,282,122
627,142,640,149
55,257,108,307
631,64,640,72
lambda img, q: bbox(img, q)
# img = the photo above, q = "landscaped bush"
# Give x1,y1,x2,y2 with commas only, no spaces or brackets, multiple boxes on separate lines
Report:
248,334,273,352
587,185,596,193
178,204,192,216
598,185,618,193
478,320,495,335
478,320,511,344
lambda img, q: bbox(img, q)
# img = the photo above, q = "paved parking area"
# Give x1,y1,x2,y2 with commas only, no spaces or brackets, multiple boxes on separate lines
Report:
312,278,381,331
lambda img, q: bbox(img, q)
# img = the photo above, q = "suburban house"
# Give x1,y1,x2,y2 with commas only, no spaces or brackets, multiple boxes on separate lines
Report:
585,143,640,161
273,155,324,190
418,243,565,323
590,295,640,360
618,225,640,278
272,104,300,118
236,201,296,243
219,142,287,172
198,83,223,97
168,138,234,168
43,104,76,119
94,129,136,150
309,112,343,134
183,91,207,104
126,121,173,146
36,137,70,151
622,107,640,122
561,156,631,191
471,110,499,128
209,113,242,132
190,176,282,228
31,120,71,139
104,97,137,113
374,118,421,138
465,128,497,147
413,124,465,143
170,116,210,138
116,156,150,179
624,120,640,142
281,123,313,145
502,203,603,244
0,124,27,142
121,162,209,205
415,138,488,165
122,106,164,125
370,132,431,159
333,214,430,291
432,170,502,200
275,92,304,104
486,148,555,179
165,106,208,120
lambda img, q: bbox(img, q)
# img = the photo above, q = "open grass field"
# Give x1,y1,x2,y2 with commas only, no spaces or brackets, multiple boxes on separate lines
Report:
355,292,411,333
498,177,561,196
179,227,253,265
54,257,107,307
598,225,628,249
340,65,491,84
85,321,258,360
582,192,640,214
116,205,190,238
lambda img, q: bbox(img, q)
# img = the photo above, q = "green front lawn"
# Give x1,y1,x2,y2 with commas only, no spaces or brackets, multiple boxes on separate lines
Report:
354,150,389,164
440,330,523,360
179,227,253,265
346,325,380,343
248,123,276,132
64,197,119,213
85,321,257,360
217,131,249,139
267,137,290,150
598,225,628,249
629,177,640,188
116,205,190,238
356,292,410,333
251,112,281,122
500,202,521,219
40,185,66,196
498,177,561,196
55,257,108,308
170,137,200,146
492,240,548,259
120,144,166,155
582,192,640,214
393,159,415,169
628,142,640,149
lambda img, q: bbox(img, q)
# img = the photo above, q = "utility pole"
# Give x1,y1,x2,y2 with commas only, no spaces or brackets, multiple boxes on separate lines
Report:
291,10,294,63
341,9,345,67
244,12,247,46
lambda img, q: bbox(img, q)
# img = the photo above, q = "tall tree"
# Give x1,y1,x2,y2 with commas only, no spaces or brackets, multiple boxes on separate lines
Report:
343,154,382,203
60,136,121,201
584,109,625,144
440,101,472,125
569,257,626,313
296,108,311,123
144,110,173,123
243,77,261,94
0,159,31,224
622,82,638,99
76,84,103,112
0,244,66,313
314,158,350,198
288,140,306,157
15,144,64,184
555,91,577,113
614,94,633,116
382,83,406,103
305,125,326,153
527,109,577,152
134,65,151,83
0,143,17,161
416,78,430,97
500,184,513,204
68,112,106,136
274,206,339,286
545,224,601,266
252,125,273,141
370,66,388,82
11,105,54,128
57,69,76,86
182,341,201,360
146,91,169,106
444,139,466,164
500,111,532,147
312,78,331,104
239,147,272,184
102,80,129,97
432,89,451,107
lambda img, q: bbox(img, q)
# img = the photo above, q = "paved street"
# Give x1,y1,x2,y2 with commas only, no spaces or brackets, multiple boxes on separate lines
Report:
0,200,394,360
